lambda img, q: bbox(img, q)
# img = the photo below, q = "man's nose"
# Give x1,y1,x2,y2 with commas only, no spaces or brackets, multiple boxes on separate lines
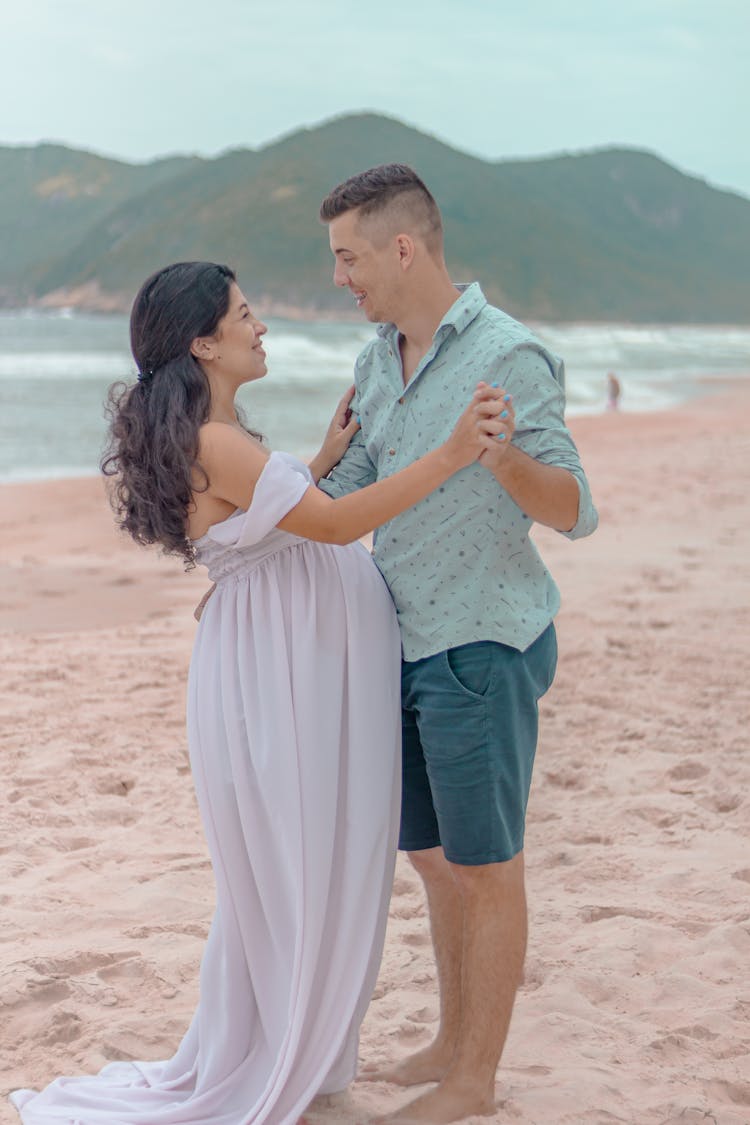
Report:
333,262,348,288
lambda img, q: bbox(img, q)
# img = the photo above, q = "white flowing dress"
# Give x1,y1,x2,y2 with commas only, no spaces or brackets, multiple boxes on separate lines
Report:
11,452,402,1125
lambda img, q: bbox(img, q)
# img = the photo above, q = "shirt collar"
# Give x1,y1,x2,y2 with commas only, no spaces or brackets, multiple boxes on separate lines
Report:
376,282,487,340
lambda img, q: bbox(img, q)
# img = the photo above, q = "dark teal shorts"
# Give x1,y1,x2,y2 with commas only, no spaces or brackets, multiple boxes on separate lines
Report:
399,626,557,865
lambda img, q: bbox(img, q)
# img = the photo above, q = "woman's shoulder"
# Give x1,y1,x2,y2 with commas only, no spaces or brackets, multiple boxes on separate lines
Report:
198,421,267,463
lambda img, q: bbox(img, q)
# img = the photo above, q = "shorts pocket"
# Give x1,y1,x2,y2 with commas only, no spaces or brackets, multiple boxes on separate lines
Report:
444,642,494,700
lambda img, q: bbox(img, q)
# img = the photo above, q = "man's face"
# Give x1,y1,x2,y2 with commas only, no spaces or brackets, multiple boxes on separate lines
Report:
328,210,401,323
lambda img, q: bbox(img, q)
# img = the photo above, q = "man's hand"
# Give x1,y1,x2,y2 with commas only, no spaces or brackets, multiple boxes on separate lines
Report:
474,382,579,531
474,382,515,473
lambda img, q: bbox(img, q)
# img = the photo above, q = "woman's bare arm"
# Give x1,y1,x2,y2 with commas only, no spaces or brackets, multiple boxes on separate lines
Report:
198,391,503,546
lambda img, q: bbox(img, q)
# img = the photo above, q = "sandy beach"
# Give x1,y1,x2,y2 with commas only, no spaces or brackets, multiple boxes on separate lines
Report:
1,385,749,1124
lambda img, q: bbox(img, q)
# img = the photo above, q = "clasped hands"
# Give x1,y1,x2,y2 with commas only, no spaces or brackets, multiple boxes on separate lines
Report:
324,381,515,470
472,380,515,466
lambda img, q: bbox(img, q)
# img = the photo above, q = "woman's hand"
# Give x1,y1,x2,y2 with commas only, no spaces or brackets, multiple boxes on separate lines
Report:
443,383,515,470
309,385,361,482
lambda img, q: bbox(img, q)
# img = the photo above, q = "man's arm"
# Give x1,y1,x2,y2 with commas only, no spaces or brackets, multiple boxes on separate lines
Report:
479,346,598,539
481,440,581,532
317,428,378,497
316,381,378,498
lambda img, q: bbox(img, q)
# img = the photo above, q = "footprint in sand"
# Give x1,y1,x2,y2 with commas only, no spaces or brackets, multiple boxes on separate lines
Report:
123,922,209,940
674,1025,719,1041
707,1078,750,1108
29,951,141,978
4,975,72,1009
398,1018,431,1039
405,1006,437,1024
401,930,430,948
543,767,587,790
519,960,545,992
702,791,743,814
581,905,656,923
668,762,709,782
657,1108,720,1124
39,1008,84,1046
568,832,614,846
94,775,137,796
641,566,680,593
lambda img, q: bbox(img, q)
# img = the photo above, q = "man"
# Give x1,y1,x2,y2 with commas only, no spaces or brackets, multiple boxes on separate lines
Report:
317,164,597,1124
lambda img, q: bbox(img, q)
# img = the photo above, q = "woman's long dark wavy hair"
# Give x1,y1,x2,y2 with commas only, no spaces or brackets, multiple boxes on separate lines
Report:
101,261,261,567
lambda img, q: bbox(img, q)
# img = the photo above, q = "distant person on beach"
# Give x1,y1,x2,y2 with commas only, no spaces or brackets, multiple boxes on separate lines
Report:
318,164,598,1124
10,262,506,1125
607,370,621,410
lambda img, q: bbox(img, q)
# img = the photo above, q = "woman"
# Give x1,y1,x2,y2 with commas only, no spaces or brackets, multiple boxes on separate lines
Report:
11,262,504,1125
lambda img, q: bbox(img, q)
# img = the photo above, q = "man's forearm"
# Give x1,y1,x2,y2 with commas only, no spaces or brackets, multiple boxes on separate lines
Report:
307,451,334,484
485,444,580,531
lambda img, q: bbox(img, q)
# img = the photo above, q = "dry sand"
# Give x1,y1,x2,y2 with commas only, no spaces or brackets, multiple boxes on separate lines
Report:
1,386,748,1124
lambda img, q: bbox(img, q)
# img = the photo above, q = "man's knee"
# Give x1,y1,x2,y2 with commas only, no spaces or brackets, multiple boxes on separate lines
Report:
407,845,453,884
448,849,526,900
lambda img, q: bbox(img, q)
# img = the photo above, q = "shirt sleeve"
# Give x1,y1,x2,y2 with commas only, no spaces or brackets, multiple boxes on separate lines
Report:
495,344,598,540
317,380,378,498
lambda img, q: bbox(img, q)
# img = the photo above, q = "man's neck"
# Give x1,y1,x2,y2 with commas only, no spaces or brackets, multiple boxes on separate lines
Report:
395,279,463,355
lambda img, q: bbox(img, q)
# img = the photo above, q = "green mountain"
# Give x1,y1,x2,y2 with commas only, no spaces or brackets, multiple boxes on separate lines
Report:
0,144,203,300
1,114,748,322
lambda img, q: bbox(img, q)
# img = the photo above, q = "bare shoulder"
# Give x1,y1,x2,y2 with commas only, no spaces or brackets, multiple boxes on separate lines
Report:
199,421,264,454
195,422,269,510
199,422,267,470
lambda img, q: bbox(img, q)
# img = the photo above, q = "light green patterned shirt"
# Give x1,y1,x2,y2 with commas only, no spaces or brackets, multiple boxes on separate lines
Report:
319,283,598,660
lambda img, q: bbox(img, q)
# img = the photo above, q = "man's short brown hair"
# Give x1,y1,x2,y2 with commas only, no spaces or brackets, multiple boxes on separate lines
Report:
320,163,443,256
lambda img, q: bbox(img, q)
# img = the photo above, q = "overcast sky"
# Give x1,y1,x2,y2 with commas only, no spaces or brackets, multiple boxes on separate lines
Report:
2,0,747,197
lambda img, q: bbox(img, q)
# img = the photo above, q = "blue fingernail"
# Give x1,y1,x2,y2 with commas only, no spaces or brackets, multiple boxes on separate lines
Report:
497,433,506,441
503,393,511,402
491,381,499,388
356,415,361,423
501,410,508,418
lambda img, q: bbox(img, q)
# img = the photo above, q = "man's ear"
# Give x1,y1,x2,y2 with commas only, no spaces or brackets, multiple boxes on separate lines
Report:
395,233,416,271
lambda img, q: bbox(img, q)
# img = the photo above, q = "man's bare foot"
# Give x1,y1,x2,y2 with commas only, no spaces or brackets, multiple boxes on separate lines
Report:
375,1079,495,1123
360,1043,453,1086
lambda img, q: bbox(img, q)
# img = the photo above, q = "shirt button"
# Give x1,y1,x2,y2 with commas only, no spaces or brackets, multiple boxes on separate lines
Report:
388,448,396,456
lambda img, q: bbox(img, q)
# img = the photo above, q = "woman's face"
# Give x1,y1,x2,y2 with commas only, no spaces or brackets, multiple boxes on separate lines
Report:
211,283,268,385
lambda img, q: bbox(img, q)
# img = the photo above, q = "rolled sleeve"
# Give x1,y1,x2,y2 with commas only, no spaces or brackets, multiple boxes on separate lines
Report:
497,345,598,540
317,428,377,498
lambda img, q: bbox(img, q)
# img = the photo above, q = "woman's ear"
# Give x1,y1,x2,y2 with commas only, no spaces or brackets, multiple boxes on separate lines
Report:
190,336,216,362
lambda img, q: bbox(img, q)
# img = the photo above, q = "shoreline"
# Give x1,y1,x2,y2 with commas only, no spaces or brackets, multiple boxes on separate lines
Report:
4,300,750,331
2,378,747,488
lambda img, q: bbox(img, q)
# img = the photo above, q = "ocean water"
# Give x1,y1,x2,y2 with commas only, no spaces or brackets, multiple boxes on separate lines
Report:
0,310,748,483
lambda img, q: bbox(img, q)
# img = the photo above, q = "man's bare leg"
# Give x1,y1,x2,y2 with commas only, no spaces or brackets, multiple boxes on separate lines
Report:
381,852,527,1124
368,846,463,1085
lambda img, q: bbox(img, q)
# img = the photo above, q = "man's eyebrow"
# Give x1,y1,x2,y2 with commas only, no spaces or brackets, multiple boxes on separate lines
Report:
333,247,353,256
